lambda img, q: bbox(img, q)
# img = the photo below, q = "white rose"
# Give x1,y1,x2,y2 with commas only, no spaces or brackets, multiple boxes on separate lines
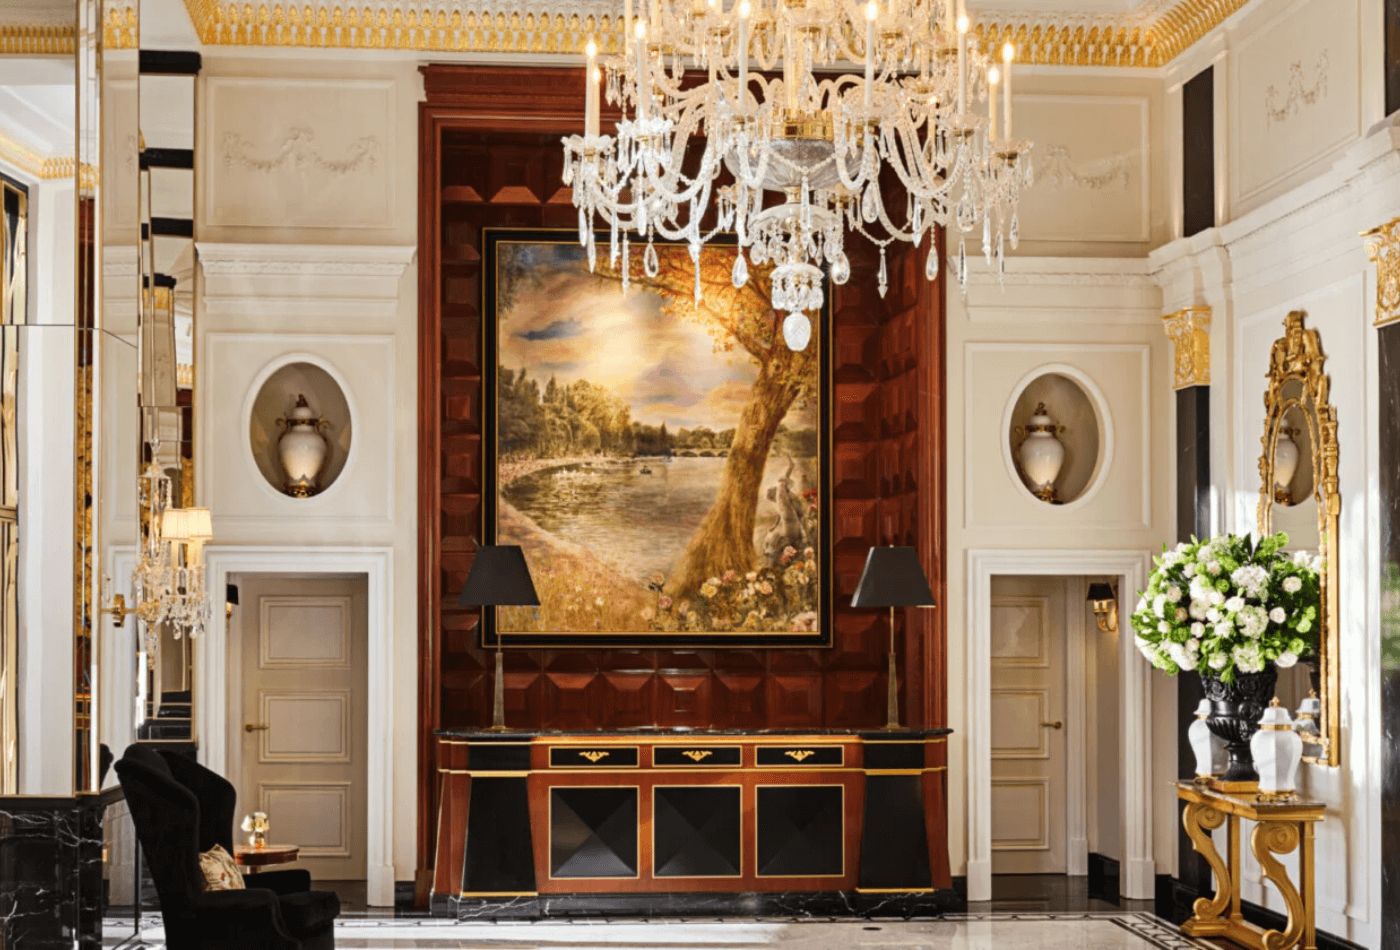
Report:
1207,561,1222,575
1184,563,1198,577
1190,622,1205,637
1269,607,1287,624
1209,590,1225,606
1153,595,1167,618
1214,621,1234,639
1187,638,1201,653
1178,651,1198,671
1167,586,1182,603
1206,607,1221,623
1276,652,1298,669
1158,621,1170,633
1208,652,1229,670
1225,596,1246,614
1189,602,1208,620
1283,576,1302,594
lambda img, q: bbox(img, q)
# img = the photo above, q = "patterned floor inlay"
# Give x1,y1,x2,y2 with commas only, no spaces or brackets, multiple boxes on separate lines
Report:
106,912,1212,949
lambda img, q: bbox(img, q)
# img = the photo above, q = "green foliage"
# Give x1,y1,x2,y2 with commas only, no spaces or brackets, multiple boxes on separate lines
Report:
1130,532,1322,684
499,368,635,458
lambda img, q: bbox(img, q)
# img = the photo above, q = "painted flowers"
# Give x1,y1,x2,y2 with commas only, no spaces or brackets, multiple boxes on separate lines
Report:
1130,533,1320,683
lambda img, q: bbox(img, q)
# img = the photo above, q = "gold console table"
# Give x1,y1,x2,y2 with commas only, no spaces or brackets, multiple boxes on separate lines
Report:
1176,781,1325,950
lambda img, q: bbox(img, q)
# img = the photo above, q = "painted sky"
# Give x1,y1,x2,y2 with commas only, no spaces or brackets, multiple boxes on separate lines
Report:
498,242,813,433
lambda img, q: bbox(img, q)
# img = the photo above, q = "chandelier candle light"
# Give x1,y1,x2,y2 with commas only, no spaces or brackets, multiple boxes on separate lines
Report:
562,0,1034,351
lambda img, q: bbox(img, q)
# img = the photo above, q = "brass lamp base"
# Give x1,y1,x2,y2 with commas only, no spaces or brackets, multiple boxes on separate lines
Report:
490,645,508,731
885,606,900,730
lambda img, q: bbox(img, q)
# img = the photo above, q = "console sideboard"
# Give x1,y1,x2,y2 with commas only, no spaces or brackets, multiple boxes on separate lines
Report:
429,728,955,918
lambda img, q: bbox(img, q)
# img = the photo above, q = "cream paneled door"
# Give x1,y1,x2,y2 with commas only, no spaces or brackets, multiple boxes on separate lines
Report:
989,577,1066,874
239,575,367,881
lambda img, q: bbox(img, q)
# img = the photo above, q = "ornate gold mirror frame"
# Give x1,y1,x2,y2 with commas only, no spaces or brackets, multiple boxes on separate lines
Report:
1256,310,1340,767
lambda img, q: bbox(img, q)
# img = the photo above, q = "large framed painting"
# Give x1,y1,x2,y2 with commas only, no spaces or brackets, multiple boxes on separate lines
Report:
480,229,831,648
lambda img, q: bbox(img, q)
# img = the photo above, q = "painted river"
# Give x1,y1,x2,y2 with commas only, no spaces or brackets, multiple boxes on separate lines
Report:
502,455,816,585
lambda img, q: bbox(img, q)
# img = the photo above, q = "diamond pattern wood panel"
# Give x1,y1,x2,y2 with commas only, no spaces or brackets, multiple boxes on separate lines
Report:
417,65,945,881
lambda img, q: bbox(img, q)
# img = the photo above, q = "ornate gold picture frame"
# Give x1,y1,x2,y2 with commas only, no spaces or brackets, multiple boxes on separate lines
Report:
1256,310,1340,767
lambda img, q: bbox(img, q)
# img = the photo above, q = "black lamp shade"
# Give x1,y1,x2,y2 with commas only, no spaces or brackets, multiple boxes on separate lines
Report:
225,583,240,607
1086,582,1116,602
851,546,935,608
458,544,540,608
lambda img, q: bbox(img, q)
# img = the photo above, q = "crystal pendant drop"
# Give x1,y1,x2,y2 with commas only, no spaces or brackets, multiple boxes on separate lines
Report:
877,249,888,298
782,312,812,351
830,251,851,286
862,185,879,224
732,252,749,288
644,241,660,278
982,215,992,261
925,244,940,281
956,239,967,287
587,236,597,273
621,235,631,294
1009,214,1020,250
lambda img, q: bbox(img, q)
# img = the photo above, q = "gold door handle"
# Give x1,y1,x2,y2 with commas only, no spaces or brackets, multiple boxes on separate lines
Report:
1040,720,1063,730
244,722,270,733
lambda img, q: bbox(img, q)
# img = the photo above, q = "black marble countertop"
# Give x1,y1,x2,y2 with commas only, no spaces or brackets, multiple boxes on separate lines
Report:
435,726,954,741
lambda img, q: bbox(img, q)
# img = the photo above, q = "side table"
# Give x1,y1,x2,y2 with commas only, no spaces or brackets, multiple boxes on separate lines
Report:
233,843,300,876
1175,781,1324,950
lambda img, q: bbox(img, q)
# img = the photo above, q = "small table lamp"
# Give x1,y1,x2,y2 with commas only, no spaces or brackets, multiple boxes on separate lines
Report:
852,546,936,730
458,544,539,731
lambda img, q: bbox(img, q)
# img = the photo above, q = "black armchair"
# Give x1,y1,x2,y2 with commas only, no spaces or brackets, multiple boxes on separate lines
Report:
115,744,339,949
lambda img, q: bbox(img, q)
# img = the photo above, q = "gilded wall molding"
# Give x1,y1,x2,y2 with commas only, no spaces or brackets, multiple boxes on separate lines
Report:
177,0,1245,65
1162,305,1210,389
1363,216,1400,328
0,5,136,54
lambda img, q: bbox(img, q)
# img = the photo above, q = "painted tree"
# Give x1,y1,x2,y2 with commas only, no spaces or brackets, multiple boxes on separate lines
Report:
495,241,817,601
614,246,817,599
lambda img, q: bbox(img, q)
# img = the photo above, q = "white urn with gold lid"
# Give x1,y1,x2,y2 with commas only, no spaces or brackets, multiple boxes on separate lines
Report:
1017,401,1065,503
1250,698,1303,799
276,394,330,497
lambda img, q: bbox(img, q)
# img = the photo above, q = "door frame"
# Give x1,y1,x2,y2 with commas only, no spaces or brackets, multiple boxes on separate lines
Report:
967,548,1153,902
199,545,394,906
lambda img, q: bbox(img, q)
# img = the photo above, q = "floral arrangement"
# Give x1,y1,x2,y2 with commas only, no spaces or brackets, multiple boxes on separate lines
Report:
645,544,820,634
1131,532,1320,683
240,811,269,849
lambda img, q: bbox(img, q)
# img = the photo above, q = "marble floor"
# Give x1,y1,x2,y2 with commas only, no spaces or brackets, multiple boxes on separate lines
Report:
107,913,1210,949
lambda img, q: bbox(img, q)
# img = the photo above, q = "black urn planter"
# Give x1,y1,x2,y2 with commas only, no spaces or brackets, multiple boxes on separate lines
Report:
1201,668,1278,783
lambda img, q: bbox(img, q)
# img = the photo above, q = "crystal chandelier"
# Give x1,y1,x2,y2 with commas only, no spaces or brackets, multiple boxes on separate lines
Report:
123,451,213,652
562,0,1034,350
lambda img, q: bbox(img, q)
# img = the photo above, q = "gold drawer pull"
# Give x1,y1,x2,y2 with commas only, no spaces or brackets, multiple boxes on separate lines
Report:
578,750,609,763
785,750,815,762
1040,720,1063,730
682,750,712,762
244,722,270,733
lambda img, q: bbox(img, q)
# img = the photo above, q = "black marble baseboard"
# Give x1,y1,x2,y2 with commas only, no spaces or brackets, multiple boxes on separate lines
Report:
1153,877,1365,950
1086,852,1121,904
433,889,961,920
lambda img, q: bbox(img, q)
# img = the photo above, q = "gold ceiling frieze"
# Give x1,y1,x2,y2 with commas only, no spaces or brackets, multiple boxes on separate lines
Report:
0,24,74,55
177,0,1245,65
0,6,138,55
0,132,78,181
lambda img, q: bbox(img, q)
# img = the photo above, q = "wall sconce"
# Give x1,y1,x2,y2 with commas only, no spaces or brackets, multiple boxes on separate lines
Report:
1086,581,1118,633
226,583,240,621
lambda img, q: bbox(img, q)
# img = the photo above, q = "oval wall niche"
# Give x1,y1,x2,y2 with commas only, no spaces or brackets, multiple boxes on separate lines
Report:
1005,371,1104,506
248,361,353,499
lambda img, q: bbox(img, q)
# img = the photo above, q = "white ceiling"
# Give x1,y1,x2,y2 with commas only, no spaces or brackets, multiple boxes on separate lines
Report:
0,59,74,160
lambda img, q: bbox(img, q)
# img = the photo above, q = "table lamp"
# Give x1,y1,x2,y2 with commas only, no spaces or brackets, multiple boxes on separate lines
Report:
458,544,539,731
852,546,936,729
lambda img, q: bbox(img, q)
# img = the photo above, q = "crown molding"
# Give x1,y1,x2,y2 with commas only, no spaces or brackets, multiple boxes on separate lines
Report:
0,5,138,55
178,0,1246,67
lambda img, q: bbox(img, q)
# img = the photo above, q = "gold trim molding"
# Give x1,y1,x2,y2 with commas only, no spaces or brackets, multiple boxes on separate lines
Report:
1162,305,1211,389
177,0,1243,64
1363,216,1400,328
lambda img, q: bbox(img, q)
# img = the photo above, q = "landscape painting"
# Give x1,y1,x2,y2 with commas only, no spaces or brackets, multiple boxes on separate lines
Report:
481,230,830,647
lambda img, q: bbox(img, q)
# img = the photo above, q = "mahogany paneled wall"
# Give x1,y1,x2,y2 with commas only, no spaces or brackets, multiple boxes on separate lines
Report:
416,65,946,878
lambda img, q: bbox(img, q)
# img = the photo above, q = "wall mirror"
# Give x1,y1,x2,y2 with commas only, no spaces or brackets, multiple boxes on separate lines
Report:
1257,309,1340,767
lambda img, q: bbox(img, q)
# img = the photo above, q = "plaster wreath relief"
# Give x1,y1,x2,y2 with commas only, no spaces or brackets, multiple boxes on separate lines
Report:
1265,51,1328,126
221,127,380,175
1039,145,1135,192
